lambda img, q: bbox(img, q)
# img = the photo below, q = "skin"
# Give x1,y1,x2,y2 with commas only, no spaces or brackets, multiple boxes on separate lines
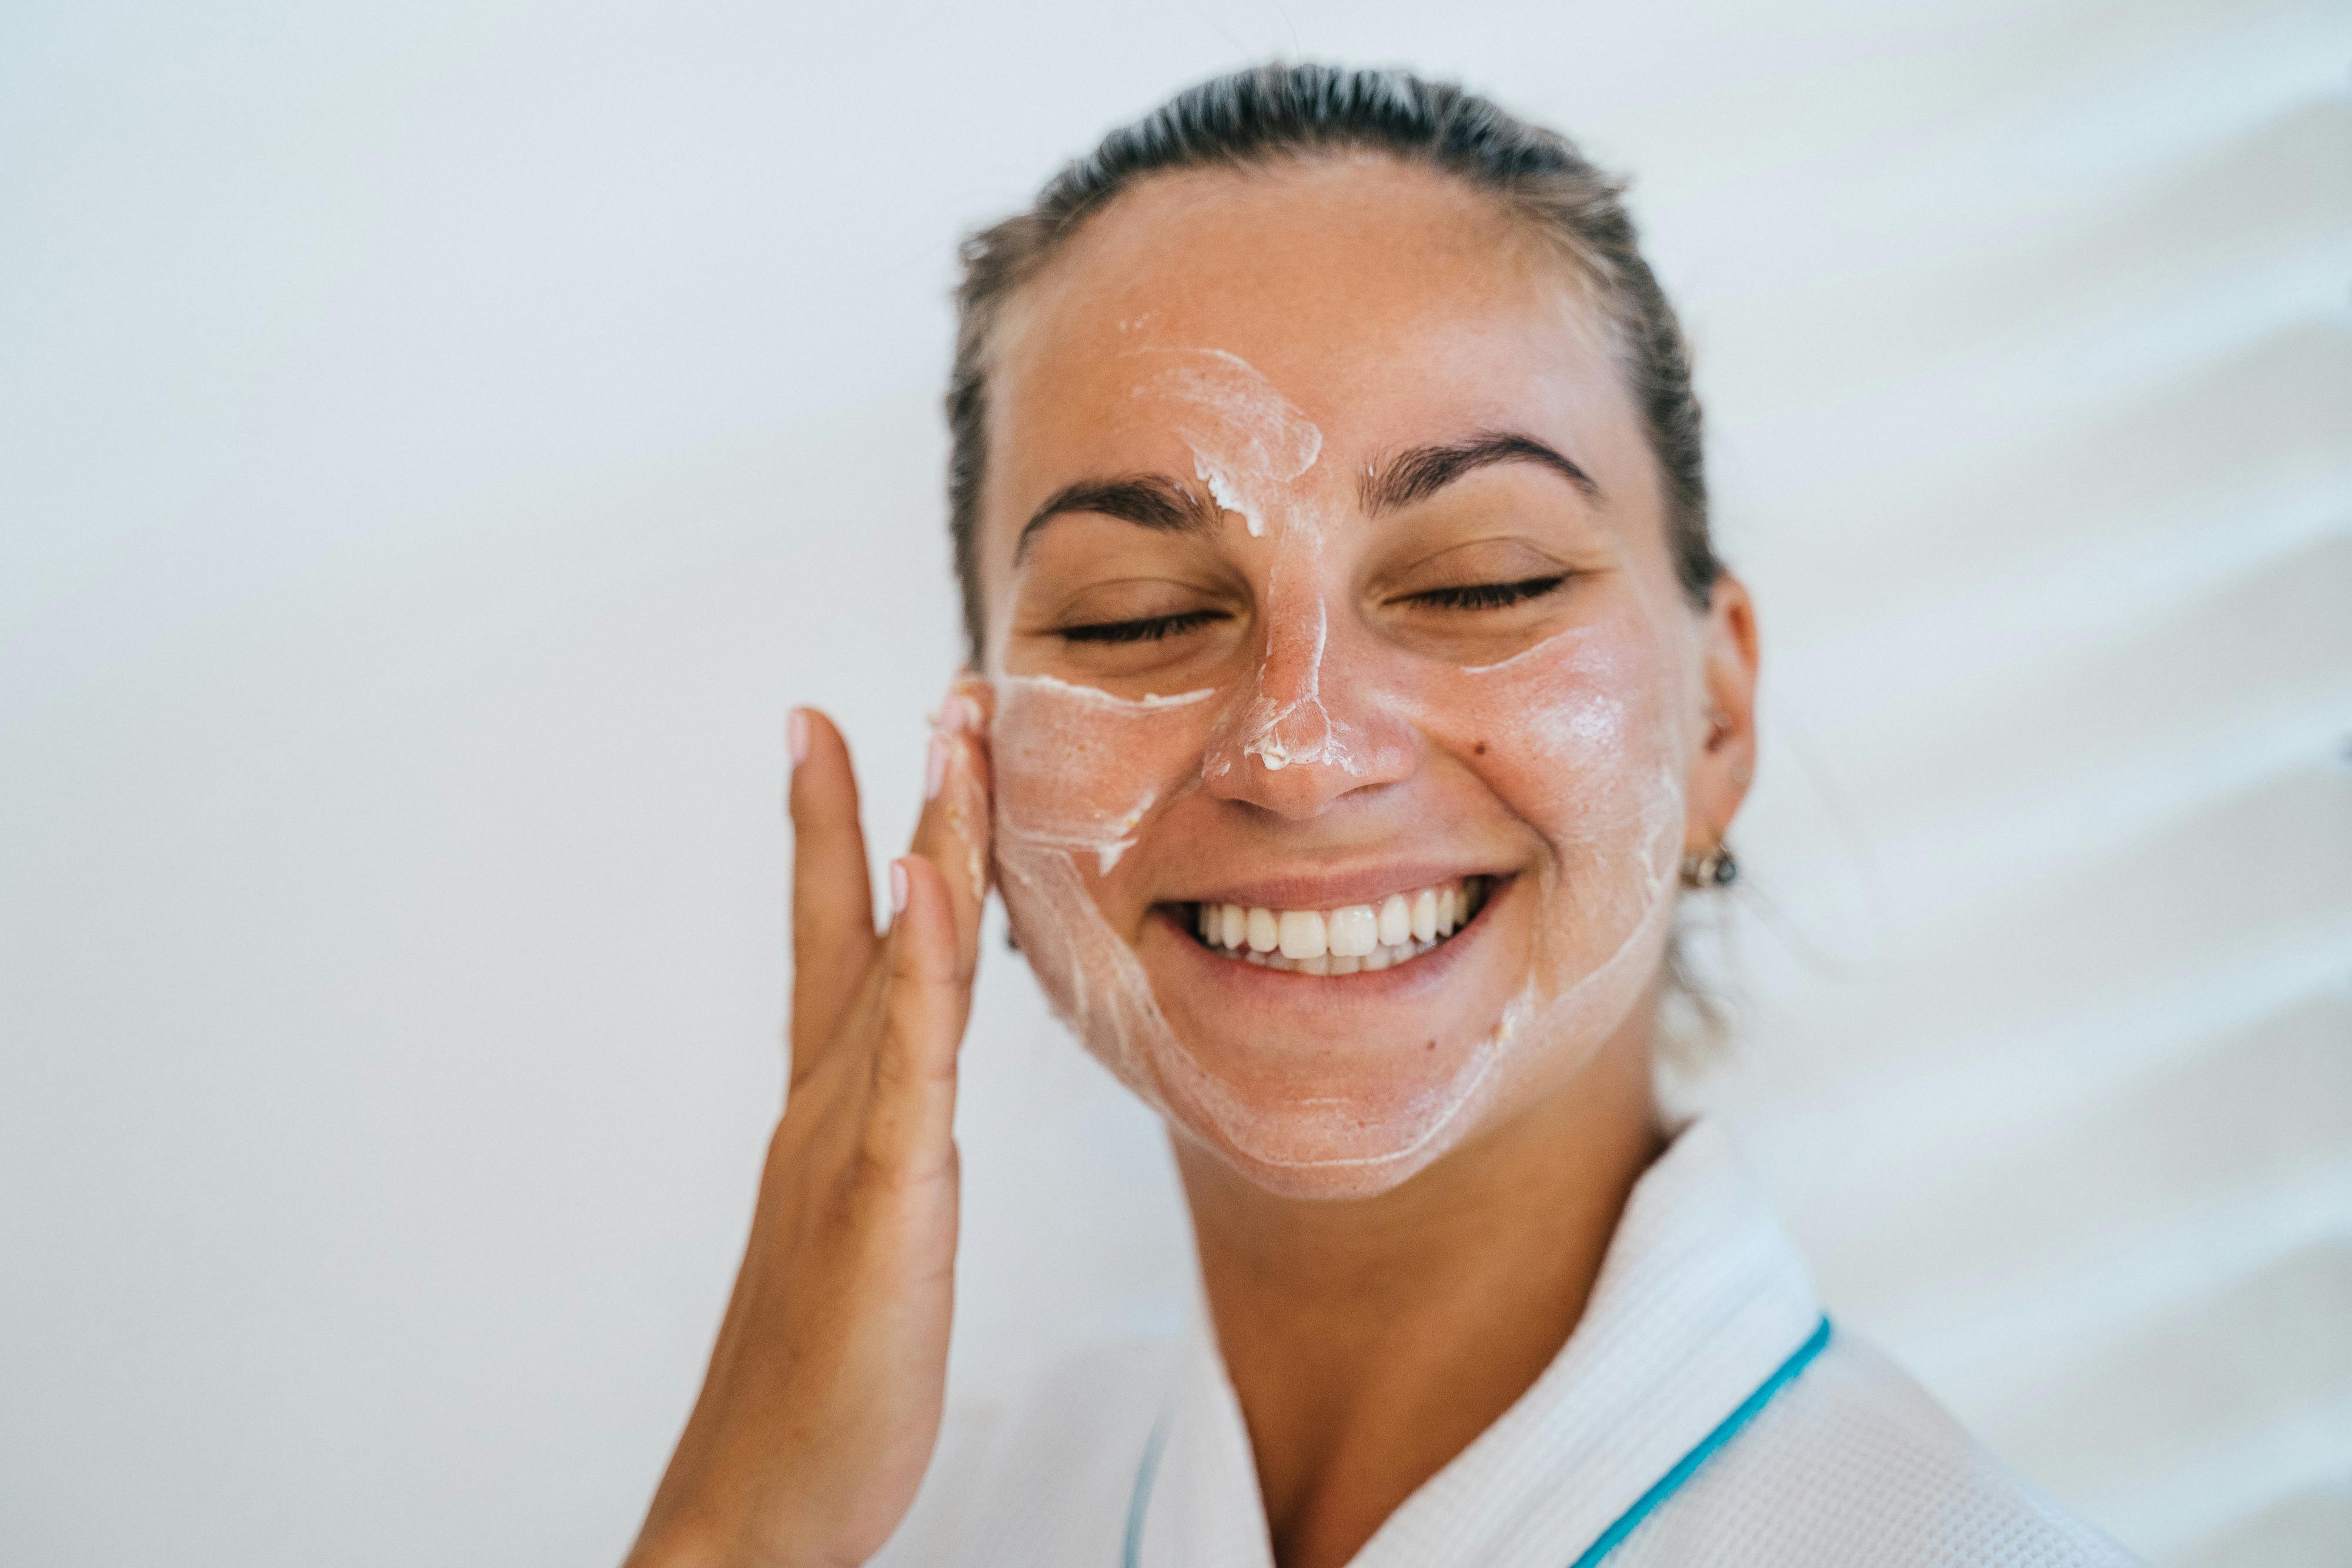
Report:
628,156,1758,1568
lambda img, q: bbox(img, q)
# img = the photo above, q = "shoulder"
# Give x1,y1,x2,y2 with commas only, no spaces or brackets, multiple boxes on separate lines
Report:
1619,1326,2143,1567
867,1336,1171,1567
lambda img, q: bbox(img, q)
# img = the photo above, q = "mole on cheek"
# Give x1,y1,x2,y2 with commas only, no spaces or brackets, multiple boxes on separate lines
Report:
1474,740,1489,755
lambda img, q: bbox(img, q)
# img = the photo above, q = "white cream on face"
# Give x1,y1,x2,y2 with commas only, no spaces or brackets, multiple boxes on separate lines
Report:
990,349,1689,1193
989,674,1214,873
1137,349,1369,780
1140,347,1321,539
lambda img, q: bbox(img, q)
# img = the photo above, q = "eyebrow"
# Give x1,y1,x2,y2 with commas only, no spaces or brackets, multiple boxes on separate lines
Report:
1360,430,1602,515
1013,474,1221,563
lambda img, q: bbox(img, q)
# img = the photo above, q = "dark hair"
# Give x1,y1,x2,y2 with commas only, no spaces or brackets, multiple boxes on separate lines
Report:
944,61,1720,658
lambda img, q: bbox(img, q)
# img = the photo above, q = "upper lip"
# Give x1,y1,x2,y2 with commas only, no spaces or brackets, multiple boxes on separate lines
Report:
1162,862,1505,911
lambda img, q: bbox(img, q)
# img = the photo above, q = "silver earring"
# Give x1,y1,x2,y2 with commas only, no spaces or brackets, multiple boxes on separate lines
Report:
1680,841,1739,889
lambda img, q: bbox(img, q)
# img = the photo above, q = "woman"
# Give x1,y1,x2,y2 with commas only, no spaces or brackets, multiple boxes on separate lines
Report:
627,65,2139,1568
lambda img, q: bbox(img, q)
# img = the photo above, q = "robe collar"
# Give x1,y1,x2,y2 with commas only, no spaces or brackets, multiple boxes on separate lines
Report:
1130,1118,1827,1568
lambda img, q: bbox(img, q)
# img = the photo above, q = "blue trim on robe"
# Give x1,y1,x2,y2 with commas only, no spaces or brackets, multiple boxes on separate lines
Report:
1567,1314,1834,1567
1122,1313,1835,1568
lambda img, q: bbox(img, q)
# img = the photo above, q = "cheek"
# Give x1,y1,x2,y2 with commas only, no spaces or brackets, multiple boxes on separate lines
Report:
990,676,1219,877
1432,626,1675,842
1415,619,1686,1063
984,675,1223,1108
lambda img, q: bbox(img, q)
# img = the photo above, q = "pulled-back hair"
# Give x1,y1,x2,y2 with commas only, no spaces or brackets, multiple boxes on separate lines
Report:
944,61,1719,658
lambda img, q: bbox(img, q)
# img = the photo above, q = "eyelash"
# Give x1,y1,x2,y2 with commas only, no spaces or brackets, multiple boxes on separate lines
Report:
1054,576,1569,643
1058,610,1224,644
1405,574,1571,610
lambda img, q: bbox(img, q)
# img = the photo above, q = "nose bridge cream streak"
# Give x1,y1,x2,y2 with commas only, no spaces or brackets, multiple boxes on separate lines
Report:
988,350,1687,1187
1148,348,1358,780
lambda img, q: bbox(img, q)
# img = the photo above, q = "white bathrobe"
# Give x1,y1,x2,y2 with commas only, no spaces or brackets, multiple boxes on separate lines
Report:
873,1119,2140,1567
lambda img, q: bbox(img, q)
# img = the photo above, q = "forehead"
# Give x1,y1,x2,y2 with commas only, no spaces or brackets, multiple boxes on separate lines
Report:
982,156,1653,538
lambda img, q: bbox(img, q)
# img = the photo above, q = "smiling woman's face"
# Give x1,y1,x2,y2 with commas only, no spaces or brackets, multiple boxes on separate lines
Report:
970,156,1721,1199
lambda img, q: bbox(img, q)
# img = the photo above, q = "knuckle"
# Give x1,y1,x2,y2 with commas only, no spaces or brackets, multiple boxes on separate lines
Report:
867,1032,913,1100
850,1124,941,1206
851,1130,948,1211
848,1136,898,1200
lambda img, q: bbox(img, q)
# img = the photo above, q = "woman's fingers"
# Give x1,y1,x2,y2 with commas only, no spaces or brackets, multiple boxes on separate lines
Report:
909,683,994,961
860,854,971,1186
860,681,994,1182
788,707,877,1083
628,686,990,1568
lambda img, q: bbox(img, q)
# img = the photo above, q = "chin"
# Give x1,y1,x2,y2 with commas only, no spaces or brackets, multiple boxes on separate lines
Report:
1143,968,1642,1202
1113,872,1522,1196
1160,1091,1494,1200
1006,851,1668,1201
1133,1000,1507,1200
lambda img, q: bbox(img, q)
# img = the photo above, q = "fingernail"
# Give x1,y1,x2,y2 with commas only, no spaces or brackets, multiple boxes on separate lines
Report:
888,859,910,915
787,708,810,767
924,734,948,801
956,694,985,734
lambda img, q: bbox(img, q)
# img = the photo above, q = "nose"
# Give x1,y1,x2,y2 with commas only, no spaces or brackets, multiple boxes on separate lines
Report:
1202,598,1416,818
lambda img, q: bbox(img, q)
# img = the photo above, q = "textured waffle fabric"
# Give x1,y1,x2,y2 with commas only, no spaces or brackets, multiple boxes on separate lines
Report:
871,1119,2141,1567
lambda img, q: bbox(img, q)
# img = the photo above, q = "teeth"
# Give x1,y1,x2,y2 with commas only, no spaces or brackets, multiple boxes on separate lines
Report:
1277,910,1327,959
1190,878,1489,977
1245,907,1279,952
1327,905,1378,958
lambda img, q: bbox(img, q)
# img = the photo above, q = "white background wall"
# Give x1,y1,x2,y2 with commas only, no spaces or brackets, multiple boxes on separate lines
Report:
3,2,2346,1563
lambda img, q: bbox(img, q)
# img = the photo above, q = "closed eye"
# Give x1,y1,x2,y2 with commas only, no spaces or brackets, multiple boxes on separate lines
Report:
1057,609,1225,644
1402,574,1571,610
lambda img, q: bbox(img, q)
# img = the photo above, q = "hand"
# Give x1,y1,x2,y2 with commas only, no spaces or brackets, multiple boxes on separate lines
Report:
627,688,993,1568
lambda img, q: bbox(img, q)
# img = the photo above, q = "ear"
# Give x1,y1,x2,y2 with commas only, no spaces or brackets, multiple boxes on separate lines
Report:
1685,573,1759,855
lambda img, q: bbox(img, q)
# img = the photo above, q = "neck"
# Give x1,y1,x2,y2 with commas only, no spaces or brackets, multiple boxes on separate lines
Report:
1170,1007,1666,1568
